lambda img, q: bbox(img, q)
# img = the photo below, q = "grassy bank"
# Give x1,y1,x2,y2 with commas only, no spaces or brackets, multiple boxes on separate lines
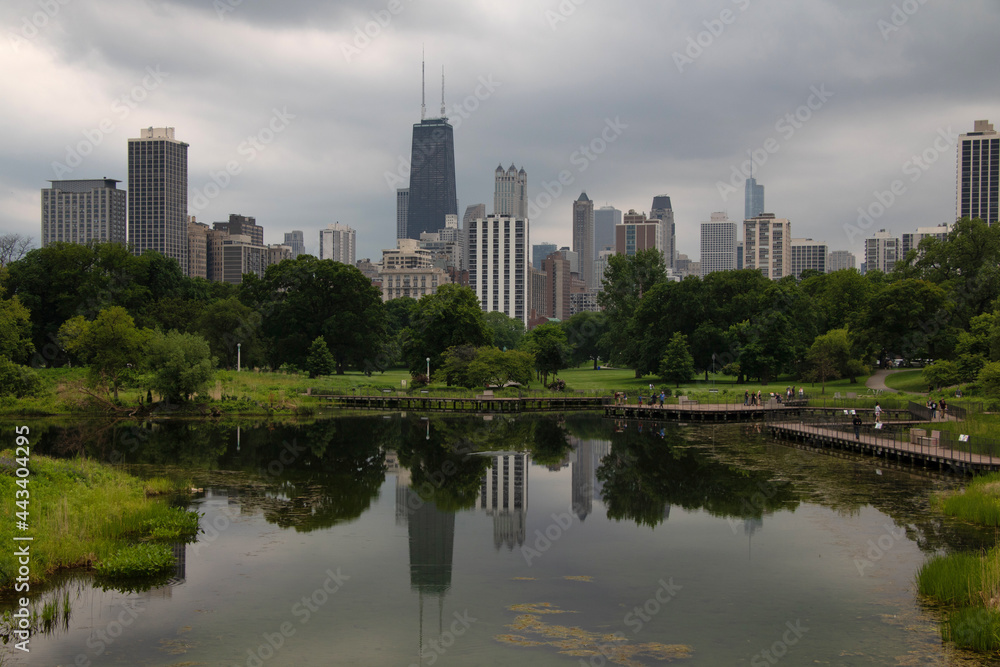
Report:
883,370,929,393
0,451,197,592
935,472,1000,526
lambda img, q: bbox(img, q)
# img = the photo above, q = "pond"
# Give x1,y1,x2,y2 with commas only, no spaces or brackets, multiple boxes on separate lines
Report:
2,413,998,666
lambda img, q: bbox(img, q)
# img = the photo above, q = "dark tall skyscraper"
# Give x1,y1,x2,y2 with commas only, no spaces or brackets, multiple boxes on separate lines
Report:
958,120,999,224
650,194,675,269
406,62,457,239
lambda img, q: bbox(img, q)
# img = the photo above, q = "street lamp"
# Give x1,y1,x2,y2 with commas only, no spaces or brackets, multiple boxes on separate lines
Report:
237,343,241,372
426,357,430,381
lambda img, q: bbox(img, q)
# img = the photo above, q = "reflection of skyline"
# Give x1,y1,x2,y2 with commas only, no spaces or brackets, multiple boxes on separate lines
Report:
477,452,529,550
568,438,611,521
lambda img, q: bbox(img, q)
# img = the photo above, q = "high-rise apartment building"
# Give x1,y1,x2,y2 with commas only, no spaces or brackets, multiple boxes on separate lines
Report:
699,212,737,277
901,223,952,259
283,231,305,258
745,177,765,221
826,250,856,272
957,120,999,224
319,222,357,265
572,193,595,288
127,127,188,273
864,229,900,274
214,214,263,246
187,219,209,279
649,195,675,269
396,188,409,239
743,213,791,280
542,250,573,322
615,210,661,256
468,215,529,325
494,164,527,218
41,179,126,247
790,238,828,278
594,205,621,258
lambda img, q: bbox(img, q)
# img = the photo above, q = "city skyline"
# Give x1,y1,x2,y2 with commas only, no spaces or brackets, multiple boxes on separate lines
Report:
2,2,999,262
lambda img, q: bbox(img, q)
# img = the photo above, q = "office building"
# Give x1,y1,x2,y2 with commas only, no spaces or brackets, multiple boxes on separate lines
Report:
532,242,558,270
699,212,737,277
542,250,573,321
827,250,856,272
790,238,828,278
615,210,661,256
379,238,451,301
494,164,527,218
528,267,548,327
901,223,952,259
127,127,188,273
649,195,675,269
463,203,486,228
743,213,791,279
283,231,305,258
319,223,356,265
572,193,595,288
745,177,765,221
594,205,621,259
736,240,744,270
213,214,263,246
957,120,999,225
864,229,900,274
396,188,409,239
41,178,126,247
406,67,457,239
187,219,209,279
468,215,529,325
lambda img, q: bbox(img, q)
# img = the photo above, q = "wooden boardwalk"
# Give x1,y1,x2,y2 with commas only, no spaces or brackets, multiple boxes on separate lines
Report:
318,393,608,413
767,422,1000,473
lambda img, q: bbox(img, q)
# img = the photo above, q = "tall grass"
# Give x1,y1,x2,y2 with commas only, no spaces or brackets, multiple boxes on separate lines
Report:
918,545,1000,653
917,552,986,606
0,451,197,591
935,472,1000,526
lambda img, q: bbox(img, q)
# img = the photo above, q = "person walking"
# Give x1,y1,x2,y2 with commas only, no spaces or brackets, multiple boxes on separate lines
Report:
659,391,665,408
744,390,749,406
874,402,882,424
852,413,862,440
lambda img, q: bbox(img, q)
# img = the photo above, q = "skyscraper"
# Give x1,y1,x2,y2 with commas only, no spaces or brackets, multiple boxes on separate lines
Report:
41,179,126,247
283,230,305,258
699,212,736,276
127,127,188,273
572,193,595,288
396,188,409,239
743,213,790,279
468,215,529,325
864,229,900,274
594,205,621,257
406,62,457,239
319,222,356,265
494,164,527,218
649,195,675,269
532,242,558,270
957,120,999,224
745,177,765,221
463,203,486,229
615,210,661,256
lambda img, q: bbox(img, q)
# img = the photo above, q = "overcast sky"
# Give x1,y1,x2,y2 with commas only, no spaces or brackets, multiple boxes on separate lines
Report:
2,0,999,262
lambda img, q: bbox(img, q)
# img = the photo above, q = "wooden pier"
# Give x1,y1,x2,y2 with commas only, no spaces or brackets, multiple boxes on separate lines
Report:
767,422,1000,473
317,393,608,413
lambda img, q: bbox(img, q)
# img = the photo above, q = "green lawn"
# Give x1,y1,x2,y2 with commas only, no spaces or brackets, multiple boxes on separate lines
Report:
884,369,928,393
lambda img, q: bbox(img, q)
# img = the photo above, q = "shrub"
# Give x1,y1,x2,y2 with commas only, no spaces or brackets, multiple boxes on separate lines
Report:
94,543,175,579
0,357,42,398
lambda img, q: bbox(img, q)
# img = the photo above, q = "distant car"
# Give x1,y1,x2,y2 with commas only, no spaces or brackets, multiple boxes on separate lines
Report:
893,359,904,367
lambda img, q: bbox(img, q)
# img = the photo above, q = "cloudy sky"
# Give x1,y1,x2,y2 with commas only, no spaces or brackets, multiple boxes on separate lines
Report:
2,0,999,262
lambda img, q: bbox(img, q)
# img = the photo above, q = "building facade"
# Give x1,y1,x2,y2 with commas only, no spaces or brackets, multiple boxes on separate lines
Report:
187,220,209,279
901,223,952,259
864,229,900,274
127,127,188,273
745,177,765,221
743,214,791,279
790,238,828,278
649,195,675,269
467,215,529,325
407,118,458,239
826,250,856,272
541,250,573,321
594,205,621,258
532,242,558,270
572,193,595,288
379,238,451,301
396,188,409,239
615,210,661,256
214,214,263,246
283,230,305,258
957,120,999,225
494,164,527,218
41,179,126,247
699,212,737,277
319,222,357,265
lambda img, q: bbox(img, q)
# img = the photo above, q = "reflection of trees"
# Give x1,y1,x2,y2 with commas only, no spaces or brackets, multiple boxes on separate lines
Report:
596,425,800,528
396,420,490,512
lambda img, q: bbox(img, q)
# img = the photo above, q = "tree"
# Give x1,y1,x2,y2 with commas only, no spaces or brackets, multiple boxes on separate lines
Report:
804,331,844,393
435,344,479,387
403,285,491,378
306,336,336,378
0,234,33,268
484,311,525,351
561,311,607,370
659,332,694,387
598,249,667,375
0,282,34,364
0,357,41,398
467,347,534,388
194,296,263,370
59,306,151,400
145,330,216,402
855,279,948,363
923,360,961,391
977,362,1000,397
522,322,571,386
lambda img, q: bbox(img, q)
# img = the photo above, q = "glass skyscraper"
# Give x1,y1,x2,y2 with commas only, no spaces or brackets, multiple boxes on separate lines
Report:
406,118,457,239
745,177,765,221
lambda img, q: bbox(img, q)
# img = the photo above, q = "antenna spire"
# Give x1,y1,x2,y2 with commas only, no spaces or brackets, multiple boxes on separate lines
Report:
441,66,446,117
421,48,426,121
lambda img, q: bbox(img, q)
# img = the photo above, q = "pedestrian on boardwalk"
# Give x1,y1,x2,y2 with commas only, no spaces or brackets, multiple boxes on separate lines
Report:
852,413,862,440
757,390,762,406
874,402,882,423
659,391,665,407
940,398,948,415
638,394,643,407
744,390,749,406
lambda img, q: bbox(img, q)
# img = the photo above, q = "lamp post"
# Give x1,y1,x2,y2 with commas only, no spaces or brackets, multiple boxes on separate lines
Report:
426,357,430,381
237,343,241,372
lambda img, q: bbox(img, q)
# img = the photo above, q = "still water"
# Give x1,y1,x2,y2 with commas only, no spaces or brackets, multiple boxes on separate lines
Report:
3,413,997,666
